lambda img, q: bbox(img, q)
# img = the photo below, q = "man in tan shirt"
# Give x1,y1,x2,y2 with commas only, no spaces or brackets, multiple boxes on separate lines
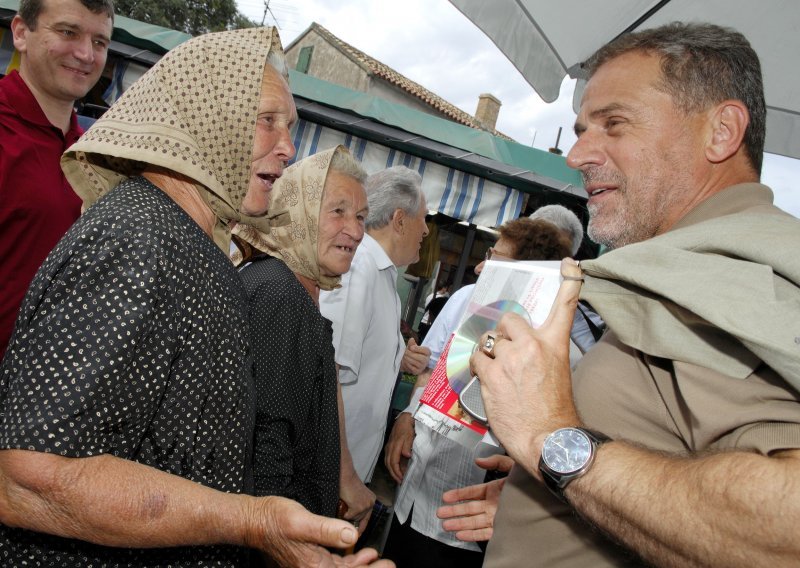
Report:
442,22,800,567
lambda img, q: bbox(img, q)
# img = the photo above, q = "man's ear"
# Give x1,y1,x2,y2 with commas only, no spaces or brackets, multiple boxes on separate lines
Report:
705,100,749,164
10,15,30,54
391,208,405,234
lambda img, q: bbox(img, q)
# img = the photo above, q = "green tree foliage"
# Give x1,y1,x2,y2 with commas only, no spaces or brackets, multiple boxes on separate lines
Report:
114,0,257,35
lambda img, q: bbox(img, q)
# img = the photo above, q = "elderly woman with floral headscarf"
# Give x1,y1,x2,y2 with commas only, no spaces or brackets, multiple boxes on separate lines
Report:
0,29,388,568
234,146,375,529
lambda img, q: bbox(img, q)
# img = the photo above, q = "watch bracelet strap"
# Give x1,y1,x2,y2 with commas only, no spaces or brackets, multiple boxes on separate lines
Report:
540,428,610,504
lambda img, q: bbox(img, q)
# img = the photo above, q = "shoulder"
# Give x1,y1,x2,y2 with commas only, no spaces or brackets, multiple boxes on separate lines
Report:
242,258,315,311
444,285,474,312
331,246,380,293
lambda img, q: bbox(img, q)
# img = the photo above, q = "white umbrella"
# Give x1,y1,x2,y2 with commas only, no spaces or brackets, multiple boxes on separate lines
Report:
449,0,800,160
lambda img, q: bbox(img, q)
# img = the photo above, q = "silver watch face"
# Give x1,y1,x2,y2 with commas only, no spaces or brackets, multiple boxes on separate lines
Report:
542,428,593,474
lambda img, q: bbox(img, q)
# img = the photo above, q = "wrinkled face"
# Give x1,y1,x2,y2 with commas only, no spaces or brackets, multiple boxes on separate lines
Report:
240,64,298,217
317,171,368,277
567,51,706,249
12,0,112,104
395,196,429,267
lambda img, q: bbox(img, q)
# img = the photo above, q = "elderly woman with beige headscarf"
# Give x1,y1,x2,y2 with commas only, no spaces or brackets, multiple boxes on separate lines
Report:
235,145,374,531
0,28,389,568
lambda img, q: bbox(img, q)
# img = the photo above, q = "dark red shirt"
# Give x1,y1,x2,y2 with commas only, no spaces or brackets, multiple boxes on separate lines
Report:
0,70,83,358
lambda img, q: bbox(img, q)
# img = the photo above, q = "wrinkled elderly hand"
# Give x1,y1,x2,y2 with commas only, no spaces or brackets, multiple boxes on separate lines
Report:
384,412,415,483
400,338,430,375
469,259,584,466
252,496,393,567
436,455,514,543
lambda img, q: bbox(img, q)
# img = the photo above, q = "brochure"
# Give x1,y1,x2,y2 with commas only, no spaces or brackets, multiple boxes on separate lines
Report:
413,259,563,449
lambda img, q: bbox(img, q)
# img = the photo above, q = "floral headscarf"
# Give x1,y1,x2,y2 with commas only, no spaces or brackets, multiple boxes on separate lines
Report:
61,27,287,252
233,146,349,291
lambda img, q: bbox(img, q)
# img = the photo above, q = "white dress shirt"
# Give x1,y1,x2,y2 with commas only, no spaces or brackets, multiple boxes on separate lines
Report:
320,234,405,483
394,284,502,551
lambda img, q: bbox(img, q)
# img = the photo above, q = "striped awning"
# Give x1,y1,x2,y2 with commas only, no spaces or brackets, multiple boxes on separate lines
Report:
291,118,524,227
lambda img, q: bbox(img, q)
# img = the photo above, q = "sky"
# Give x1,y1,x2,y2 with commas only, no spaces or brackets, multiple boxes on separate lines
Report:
236,0,800,217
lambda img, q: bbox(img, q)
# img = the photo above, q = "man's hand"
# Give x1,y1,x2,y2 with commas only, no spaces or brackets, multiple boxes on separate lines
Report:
384,412,415,483
476,454,514,474
400,338,431,375
338,469,376,535
469,259,584,467
435,455,514,543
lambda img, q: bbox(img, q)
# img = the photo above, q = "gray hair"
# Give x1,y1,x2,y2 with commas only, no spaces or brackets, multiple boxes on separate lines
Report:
584,22,765,175
330,147,367,184
267,51,289,81
364,166,424,230
529,205,584,255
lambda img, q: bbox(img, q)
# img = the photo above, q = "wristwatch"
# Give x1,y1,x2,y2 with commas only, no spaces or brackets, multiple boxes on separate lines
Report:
538,427,609,503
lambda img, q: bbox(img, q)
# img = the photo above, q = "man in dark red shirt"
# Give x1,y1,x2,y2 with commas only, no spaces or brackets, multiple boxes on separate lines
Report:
0,0,113,357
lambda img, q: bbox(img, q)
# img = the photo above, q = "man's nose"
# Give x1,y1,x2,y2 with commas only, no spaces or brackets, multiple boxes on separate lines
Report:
566,132,605,171
73,36,95,64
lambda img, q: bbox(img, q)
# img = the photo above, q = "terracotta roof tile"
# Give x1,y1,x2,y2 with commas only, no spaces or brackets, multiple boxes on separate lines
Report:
307,23,510,140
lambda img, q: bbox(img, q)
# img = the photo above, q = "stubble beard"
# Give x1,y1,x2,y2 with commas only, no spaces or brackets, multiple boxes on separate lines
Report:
585,168,668,250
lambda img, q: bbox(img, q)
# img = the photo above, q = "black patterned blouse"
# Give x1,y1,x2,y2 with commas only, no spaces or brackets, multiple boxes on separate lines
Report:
0,177,255,566
240,256,340,517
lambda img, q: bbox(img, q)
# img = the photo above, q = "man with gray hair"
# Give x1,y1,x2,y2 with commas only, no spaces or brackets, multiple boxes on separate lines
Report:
528,204,603,353
529,204,584,256
450,22,800,568
320,165,431,499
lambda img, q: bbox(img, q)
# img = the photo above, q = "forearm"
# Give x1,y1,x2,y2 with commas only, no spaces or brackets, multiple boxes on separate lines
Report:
337,381,358,481
402,368,432,414
336,381,375,527
0,450,255,549
564,443,800,567
413,368,433,390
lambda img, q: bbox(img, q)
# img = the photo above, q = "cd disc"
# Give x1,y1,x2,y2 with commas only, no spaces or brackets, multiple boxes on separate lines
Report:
445,299,531,394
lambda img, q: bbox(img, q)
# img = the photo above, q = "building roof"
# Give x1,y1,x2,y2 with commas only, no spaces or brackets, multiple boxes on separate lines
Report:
288,69,584,197
287,22,510,139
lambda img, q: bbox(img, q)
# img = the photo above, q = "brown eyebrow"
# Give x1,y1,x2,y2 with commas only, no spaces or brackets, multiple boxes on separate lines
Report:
50,21,111,43
574,103,633,136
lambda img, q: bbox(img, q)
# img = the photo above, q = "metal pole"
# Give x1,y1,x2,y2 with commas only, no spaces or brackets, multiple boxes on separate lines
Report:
453,224,477,291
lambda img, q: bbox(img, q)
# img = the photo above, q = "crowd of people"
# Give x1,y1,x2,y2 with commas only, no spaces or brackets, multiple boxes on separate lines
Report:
2,0,799,567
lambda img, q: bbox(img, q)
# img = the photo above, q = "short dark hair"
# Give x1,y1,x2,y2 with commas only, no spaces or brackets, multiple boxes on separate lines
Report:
499,218,572,261
19,0,115,29
584,22,766,175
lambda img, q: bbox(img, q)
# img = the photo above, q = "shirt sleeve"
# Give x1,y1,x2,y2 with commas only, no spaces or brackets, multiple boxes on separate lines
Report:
0,235,169,457
421,286,473,369
247,271,317,498
319,252,376,384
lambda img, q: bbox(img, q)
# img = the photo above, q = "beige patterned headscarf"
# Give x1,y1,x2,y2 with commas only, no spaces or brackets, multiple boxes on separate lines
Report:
233,146,348,291
61,27,287,252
